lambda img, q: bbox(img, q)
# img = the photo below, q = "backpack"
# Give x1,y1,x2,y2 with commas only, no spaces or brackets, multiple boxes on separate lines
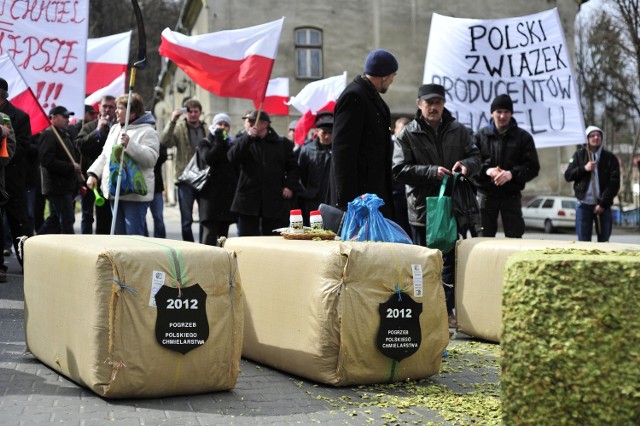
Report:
451,173,480,237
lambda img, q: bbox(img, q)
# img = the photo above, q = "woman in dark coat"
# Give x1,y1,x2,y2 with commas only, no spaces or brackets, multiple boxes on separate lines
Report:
197,113,237,246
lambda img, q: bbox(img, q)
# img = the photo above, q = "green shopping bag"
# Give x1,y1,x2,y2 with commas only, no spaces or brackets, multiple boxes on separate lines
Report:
426,174,457,254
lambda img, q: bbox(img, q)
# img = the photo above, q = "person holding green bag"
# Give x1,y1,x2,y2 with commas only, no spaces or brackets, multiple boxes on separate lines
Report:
392,83,481,326
87,93,159,236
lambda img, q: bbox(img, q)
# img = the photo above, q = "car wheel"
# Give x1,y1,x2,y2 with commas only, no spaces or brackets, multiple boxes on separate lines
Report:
544,219,554,234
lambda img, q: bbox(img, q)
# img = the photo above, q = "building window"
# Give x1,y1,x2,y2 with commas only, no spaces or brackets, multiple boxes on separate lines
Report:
295,28,322,79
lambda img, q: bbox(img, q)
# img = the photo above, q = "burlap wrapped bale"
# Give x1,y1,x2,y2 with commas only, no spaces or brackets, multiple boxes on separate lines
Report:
502,249,640,425
223,237,448,386
455,238,640,342
24,235,243,398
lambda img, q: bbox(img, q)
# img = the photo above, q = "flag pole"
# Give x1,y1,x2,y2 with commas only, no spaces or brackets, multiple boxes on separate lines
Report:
110,0,147,235
50,125,85,181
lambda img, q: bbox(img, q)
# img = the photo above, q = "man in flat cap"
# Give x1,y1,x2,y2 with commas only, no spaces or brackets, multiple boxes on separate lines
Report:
472,94,540,238
298,112,334,220
393,83,481,327
330,49,399,220
227,110,300,236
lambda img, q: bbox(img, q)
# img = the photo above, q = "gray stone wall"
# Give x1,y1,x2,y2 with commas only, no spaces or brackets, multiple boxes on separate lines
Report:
164,0,582,196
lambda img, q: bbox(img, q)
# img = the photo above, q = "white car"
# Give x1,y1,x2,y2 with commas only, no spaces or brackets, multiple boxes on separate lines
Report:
522,196,577,233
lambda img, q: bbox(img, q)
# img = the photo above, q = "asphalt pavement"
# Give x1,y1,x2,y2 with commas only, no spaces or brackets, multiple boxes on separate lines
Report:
0,204,637,425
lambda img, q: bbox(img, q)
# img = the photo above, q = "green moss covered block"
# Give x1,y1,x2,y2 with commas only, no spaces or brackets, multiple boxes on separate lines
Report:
501,249,640,425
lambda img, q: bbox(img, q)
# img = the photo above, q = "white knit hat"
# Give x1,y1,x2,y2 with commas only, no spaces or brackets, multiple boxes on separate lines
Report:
585,125,603,140
209,113,231,135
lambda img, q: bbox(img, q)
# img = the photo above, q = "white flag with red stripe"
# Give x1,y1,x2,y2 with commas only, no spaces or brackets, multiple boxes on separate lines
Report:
0,54,49,134
254,77,289,116
288,72,347,145
85,32,131,101
159,18,284,104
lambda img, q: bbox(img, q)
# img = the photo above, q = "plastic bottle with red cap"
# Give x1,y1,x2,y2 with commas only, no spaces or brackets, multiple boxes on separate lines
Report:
289,209,304,233
309,210,324,230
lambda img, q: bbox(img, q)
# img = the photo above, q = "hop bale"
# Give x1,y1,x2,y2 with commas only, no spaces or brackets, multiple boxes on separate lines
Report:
501,249,640,425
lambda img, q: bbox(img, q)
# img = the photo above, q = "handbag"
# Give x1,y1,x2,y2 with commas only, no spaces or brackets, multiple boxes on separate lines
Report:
109,144,147,196
178,152,210,192
426,174,458,254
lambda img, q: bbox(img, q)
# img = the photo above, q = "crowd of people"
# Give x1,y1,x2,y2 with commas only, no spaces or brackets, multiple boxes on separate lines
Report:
0,49,621,315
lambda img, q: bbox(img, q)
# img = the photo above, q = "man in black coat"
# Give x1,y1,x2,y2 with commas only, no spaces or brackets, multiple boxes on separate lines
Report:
564,125,620,242
227,110,300,236
472,94,540,238
38,106,81,235
330,49,398,220
75,96,116,234
0,77,33,274
297,113,333,221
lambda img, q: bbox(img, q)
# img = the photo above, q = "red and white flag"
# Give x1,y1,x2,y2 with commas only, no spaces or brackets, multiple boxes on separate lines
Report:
288,72,347,145
254,77,289,116
159,18,285,104
85,32,131,104
0,54,49,134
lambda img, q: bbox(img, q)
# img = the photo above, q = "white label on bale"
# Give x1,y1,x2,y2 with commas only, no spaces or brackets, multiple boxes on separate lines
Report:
149,271,166,307
411,264,423,298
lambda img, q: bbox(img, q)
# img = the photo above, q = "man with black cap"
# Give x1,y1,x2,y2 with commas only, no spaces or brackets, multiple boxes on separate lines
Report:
227,110,300,236
37,106,82,234
330,48,398,220
0,77,33,274
298,113,333,219
472,94,540,238
393,83,481,326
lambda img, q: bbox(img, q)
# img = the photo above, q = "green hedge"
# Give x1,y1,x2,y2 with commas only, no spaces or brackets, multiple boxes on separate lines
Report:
502,249,640,425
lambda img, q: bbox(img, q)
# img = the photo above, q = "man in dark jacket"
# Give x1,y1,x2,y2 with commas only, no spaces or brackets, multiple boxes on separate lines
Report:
198,113,237,245
564,125,620,242
472,94,540,238
227,110,300,236
38,106,81,234
330,49,398,220
75,95,116,234
393,83,481,324
0,77,33,273
298,113,333,221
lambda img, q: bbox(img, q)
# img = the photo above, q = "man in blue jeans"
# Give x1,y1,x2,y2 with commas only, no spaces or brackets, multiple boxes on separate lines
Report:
564,125,620,242
160,99,206,242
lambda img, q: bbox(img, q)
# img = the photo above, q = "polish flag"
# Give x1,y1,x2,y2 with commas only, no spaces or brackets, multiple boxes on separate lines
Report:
254,77,289,116
85,74,126,111
288,72,347,146
0,54,49,134
85,32,131,107
159,18,285,104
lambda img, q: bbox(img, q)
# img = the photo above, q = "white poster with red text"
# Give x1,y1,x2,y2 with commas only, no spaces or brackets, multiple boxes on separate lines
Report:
0,0,89,117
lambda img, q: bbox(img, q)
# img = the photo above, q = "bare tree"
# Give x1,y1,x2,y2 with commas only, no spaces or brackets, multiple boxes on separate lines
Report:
88,0,181,106
576,0,640,206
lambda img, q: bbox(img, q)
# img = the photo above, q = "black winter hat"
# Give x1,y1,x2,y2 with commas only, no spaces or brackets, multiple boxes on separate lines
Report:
0,78,7,92
490,94,513,113
364,49,398,77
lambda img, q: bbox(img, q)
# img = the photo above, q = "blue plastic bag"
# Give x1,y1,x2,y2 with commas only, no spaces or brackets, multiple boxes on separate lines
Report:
340,194,413,244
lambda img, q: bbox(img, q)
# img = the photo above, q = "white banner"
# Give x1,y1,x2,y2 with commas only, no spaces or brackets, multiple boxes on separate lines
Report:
0,0,89,117
423,8,584,148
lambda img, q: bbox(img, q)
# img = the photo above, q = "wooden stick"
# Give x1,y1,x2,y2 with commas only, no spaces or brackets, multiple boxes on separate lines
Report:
49,125,85,181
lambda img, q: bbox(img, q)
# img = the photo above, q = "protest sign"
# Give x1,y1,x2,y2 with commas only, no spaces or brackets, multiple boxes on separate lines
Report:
423,8,584,148
0,0,89,116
